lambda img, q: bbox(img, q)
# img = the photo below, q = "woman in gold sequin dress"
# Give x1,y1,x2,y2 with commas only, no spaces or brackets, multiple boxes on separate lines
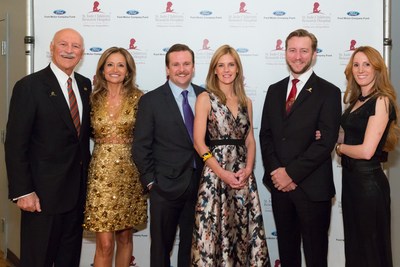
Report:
83,47,147,267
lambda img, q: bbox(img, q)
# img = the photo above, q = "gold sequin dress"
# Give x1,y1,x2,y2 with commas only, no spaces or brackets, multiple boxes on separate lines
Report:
83,92,147,232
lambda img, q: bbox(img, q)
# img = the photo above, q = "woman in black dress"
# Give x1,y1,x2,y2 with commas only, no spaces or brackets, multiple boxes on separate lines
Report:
336,46,400,267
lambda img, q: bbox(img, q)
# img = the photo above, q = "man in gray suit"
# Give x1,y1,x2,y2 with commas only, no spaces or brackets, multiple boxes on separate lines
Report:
133,43,204,267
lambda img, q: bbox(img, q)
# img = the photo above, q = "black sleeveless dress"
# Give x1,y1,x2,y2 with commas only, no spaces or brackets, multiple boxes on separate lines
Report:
340,96,395,267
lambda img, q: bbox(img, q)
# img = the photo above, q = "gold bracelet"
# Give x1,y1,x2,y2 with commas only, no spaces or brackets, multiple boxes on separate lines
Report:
335,143,342,156
202,151,213,162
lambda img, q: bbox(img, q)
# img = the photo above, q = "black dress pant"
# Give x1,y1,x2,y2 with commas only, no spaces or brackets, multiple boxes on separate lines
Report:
20,204,84,267
271,187,331,267
149,170,198,267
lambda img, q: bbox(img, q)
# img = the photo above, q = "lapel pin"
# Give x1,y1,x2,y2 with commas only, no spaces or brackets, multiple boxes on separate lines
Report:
50,91,57,97
84,87,88,91
306,88,312,93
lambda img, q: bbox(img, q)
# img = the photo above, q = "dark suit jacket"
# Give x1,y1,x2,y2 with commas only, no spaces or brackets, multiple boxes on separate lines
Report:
259,72,341,201
133,81,204,200
5,65,92,214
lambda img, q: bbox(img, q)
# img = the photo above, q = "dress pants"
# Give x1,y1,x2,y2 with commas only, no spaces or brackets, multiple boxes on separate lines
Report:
20,204,84,267
271,187,331,267
149,170,198,267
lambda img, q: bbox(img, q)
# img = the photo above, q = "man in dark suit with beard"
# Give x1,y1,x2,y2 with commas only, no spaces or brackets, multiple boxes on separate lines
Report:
259,29,341,267
133,43,204,267
5,28,91,267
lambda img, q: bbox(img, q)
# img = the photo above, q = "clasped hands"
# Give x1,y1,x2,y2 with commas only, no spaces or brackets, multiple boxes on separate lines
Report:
271,167,297,192
220,168,250,189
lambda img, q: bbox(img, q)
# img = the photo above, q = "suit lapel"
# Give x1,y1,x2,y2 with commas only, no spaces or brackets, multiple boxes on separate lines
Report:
75,74,91,140
287,73,316,116
278,78,290,117
43,67,79,137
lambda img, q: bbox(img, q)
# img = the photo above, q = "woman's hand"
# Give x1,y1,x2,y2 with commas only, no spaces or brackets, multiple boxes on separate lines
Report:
219,169,244,189
235,168,251,188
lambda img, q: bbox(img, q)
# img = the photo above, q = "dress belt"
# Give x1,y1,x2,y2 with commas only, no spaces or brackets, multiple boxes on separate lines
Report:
341,156,382,171
209,139,245,146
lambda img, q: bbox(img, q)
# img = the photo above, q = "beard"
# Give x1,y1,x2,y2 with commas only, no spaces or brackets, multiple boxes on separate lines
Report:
286,58,313,75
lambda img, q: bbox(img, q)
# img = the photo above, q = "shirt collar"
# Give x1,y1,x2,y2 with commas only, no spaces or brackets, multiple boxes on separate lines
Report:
50,62,76,84
290,68,313,86
168,80,194,98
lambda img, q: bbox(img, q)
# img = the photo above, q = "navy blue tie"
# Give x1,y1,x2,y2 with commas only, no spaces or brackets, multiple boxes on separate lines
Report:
181,90,194,141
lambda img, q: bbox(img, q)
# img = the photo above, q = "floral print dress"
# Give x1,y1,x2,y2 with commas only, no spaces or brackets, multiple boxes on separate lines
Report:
191,92,270,267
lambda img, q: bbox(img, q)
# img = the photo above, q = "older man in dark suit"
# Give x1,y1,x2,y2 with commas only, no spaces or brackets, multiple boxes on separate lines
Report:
259,29,341,267
5,28,91,267
133,43,204,267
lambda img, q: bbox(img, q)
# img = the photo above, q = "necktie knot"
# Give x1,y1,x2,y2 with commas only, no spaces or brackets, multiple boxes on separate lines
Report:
182,90,189,100
67,77,72,88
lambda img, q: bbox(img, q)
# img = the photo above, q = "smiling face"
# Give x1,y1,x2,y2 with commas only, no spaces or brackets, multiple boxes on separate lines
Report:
285,36,316,78
103,52,128,86
166,50,195,89
215,53,238,87
50,28,84,76
352,51,376,92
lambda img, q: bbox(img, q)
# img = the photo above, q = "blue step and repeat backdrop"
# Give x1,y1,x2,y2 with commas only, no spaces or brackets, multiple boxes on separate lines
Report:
33,1,383,266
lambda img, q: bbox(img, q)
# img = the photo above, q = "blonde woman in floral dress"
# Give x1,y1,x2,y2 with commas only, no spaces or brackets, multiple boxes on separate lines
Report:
192,45,270,266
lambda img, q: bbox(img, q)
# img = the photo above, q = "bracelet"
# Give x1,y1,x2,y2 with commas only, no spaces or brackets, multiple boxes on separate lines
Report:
201,151,213,162
335,143,342,157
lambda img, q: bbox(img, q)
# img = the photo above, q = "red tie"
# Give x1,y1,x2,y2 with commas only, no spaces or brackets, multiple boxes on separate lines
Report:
286,79,299,114
67,77,81,135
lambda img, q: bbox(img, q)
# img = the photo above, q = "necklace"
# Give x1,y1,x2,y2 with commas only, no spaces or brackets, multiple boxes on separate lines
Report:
358,92,375,102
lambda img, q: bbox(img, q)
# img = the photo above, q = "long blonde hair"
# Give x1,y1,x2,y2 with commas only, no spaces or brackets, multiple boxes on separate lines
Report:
91,47,141,105
205,45,247,107
343,46,399,151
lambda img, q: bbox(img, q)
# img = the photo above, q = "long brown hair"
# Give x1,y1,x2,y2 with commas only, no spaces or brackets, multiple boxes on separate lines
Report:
91,47,141,105
344,46,399,151
205,45,247,107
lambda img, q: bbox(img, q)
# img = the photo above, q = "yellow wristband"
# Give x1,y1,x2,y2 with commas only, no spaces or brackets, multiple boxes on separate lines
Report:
202,151,213,162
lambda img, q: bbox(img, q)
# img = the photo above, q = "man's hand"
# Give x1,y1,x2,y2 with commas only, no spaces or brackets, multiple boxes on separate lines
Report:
282,181,298,192
270,167,293,191
17,192,41,212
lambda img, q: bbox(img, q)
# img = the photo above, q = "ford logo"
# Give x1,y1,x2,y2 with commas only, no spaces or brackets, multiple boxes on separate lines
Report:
162,47,170,53
271,231,278,237
273,11,286,16
126,10,139,15
90,47,102,52
236,48,249,53
53,10,66,15
316,48,322,53
347,11,360,16
200,10,212,16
